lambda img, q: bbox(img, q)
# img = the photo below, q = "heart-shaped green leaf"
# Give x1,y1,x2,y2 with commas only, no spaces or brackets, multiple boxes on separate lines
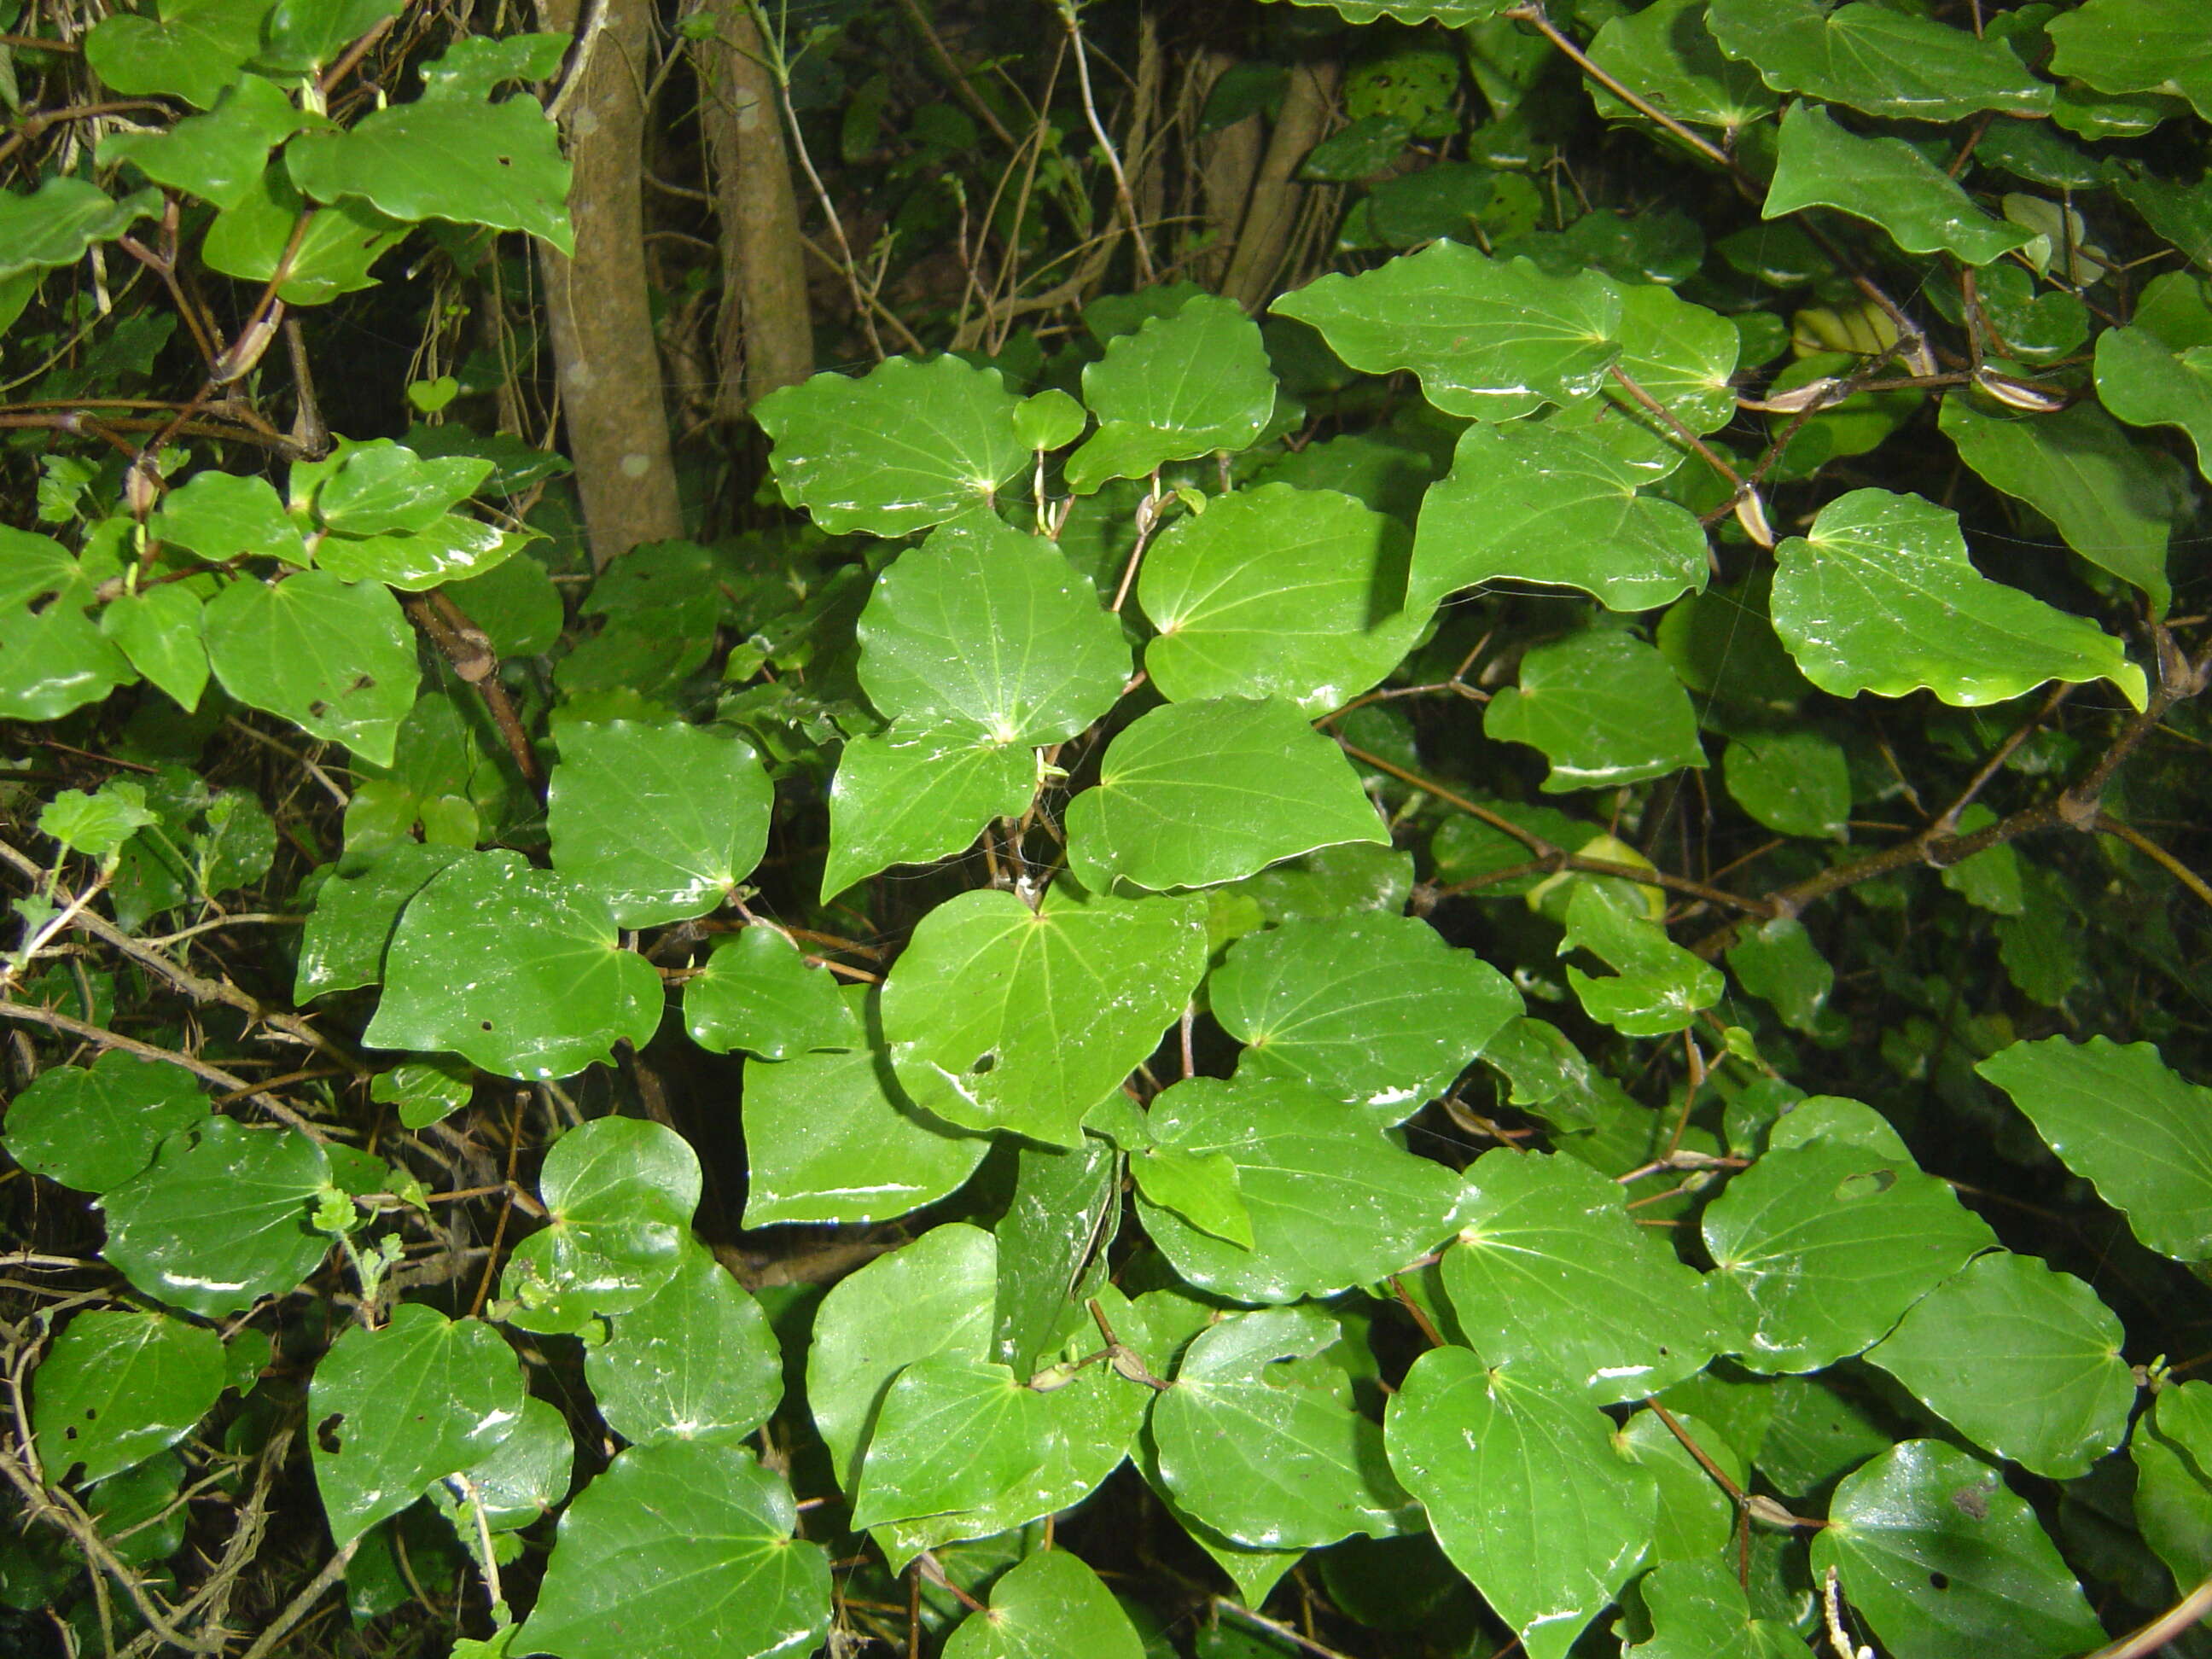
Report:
364,851,662,1080
1066,697,1388,891
1768,488,2147,709
1139,484,1426,713
1385,1348,1658,1659
1484,628,1707,792
586,1240,782,1447
880,886,1207,1147
1810,1441,2104,1659
1442,1150,1738,1402
1153,1307,1419,1550
309,1303,525,1547
1211,912,1520,1112
547,719,773,928
757,356,1029,537
1273,240,1622,422
32,1309,224,1484
1137,1074,1465,1302
521,1441,831,1659
1702,1139,1997,1372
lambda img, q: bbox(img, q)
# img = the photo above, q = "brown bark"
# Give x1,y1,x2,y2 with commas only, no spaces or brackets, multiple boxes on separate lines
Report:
538,0,684,569
1222,60,1339,313
698,8,814,420
1191,51,1262,291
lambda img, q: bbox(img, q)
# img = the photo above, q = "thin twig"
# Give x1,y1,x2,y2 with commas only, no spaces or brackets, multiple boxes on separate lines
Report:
236,1540,360,1659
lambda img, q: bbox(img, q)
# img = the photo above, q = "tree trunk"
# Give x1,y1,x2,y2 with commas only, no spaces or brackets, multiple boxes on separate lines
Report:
1192,51,1262,291
698,9,814,420
1222,60,1338,314
537,0,685,569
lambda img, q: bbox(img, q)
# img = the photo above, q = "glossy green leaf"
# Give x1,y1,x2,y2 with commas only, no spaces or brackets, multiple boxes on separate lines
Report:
370,1057,474,1132
284,95,571,252
587,1240,782,1447
1385,1348,1658,1659
0,177,161,280
807,1224,998,1488
101,585,211,712
1977,1034,2212,1261
310,1303,524,1547
1811,1440,2104,1659
1128,1144,1251,1249
848,1351,1146,1551
497,1118,700,1330
546,719,772,927
1153,1307,1418,1550
1764,102,2034,266
310,439,491,535
363,851,662,1080
1708,0,2052,119
858,516,1128,741
1210,912,1520,1113
32,1309,224,1484
1137,1074,1464,1302
1252,431,1439,520
1066,697,1388,891
757,356,1029,537
1769,488,2147,710
102,73,322,210
99,1119,331,1318
1587,0,1778,132
2136,1382,2212,1585
1703,1139,1998,1372
2097,323,2212,480
1863,1250,2133,1479
3,1050,207,1195
439,1391,572,1532
1442,1149,1736,1403
1722,731,1849,841
1412,419,1705,613
201,162,408,305
1064,294,1278,491
1138,484,1425,714
294,841,466,998
1013,387,1086,451
314,516,523,591
1477,1016,1626,1136
1628,1556,1800,1659
202,570,418,765
84,0,267,107
822,725,1035,898
942,1548,1145,1659
2046,0,2212,124
741,993,987,1226
1484,628,1706,792
0,536,134,721
992,1138,1119,1377
1615,1408,1744,1562
880,885,1204,1146
684,927,860,1059
444,540,563,657
2111,165,2212,274
1939,396,2171,612
521,1441,830,1659
1726,917,1836,1034
1273,241,1623,422
1561,879,1723,1038
1608,280,1743,436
